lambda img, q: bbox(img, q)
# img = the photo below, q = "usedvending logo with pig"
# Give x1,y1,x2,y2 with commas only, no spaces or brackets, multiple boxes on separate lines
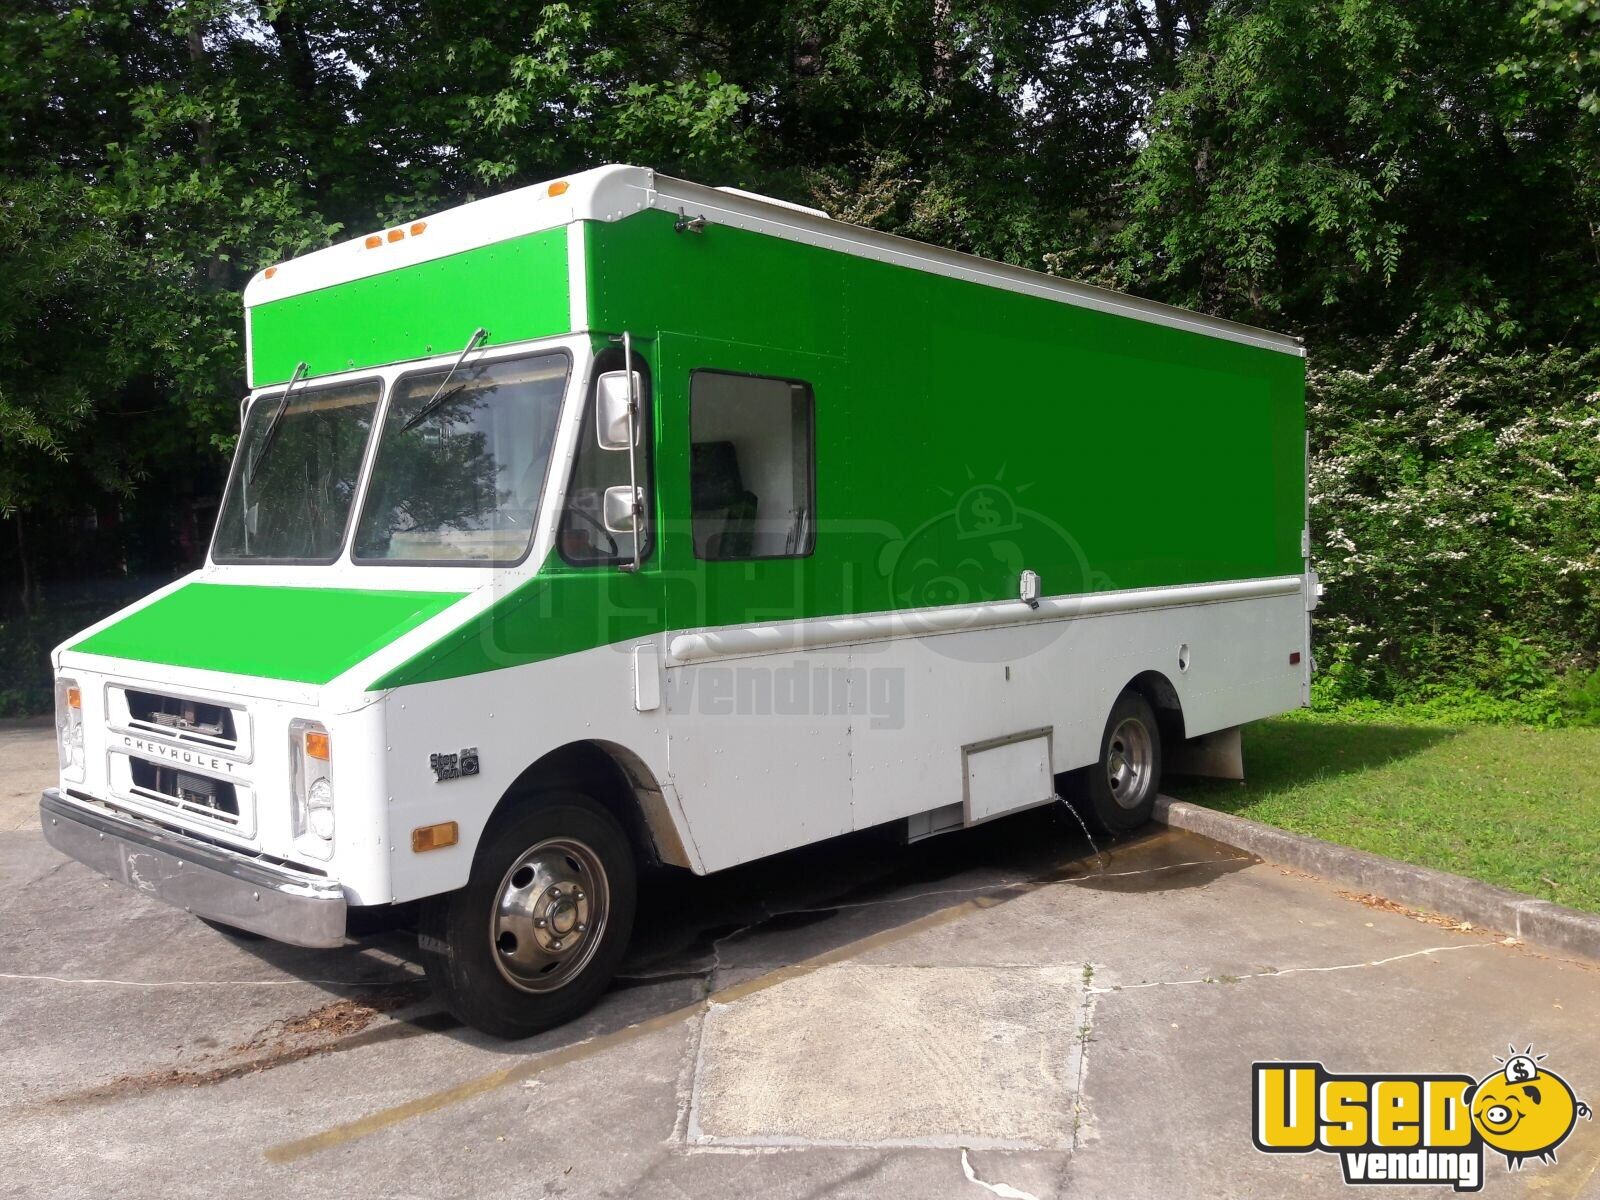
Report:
1253,1047,1591,1191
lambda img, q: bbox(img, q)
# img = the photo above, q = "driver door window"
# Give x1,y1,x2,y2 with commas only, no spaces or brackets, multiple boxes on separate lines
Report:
558,352,653,565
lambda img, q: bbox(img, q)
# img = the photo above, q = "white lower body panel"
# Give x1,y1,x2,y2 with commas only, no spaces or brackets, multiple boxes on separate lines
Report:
665,579,1307,871
378,575,1309,894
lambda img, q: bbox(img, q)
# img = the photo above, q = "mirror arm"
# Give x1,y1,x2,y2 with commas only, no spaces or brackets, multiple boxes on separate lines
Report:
619,331,643,573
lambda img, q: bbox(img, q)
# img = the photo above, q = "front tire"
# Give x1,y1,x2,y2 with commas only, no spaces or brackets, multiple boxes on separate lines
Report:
1073,689,1163,835
420,793,636,1039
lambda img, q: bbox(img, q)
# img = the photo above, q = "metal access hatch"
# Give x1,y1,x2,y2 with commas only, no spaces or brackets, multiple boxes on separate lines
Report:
962,727,1055,825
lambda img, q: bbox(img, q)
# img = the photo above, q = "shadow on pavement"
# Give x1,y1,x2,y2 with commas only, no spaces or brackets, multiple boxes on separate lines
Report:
209,803,1252,1070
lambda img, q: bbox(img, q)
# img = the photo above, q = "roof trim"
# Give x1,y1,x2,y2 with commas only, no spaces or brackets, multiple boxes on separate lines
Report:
644,175,1303,356
244,164,1304,358
242,165,652,308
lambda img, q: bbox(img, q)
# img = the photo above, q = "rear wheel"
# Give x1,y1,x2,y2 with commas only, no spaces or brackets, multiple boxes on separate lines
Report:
420,793,636,1039
1072,689,1163,835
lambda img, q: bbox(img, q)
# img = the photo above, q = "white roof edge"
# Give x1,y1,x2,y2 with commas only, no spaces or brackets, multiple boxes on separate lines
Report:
244,162,1304,358
715,185,830,219
242,165,654,308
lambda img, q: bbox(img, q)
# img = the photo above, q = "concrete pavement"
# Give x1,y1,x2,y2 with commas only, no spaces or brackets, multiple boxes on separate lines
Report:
2,721,1597,1199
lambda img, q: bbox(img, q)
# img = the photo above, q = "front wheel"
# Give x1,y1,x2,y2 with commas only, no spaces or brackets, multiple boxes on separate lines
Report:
420,793,636,1039
1071,689,1163,835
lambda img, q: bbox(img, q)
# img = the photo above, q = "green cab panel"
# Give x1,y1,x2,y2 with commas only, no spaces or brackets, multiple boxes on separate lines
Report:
248,229,570,386
71,583,466,685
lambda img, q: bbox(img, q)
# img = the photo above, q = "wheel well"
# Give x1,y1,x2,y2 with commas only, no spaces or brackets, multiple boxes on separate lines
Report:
1125,670,1186,744
492,742,685,871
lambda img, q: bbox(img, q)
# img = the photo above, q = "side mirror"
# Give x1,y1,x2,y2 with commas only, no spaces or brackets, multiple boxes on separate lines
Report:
595,370,639,450
602,484,638,534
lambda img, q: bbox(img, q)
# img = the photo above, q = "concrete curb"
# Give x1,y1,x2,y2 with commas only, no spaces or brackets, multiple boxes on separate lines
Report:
1154,796,1600,963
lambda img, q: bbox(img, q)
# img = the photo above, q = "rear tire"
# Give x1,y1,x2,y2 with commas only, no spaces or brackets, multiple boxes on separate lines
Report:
420,793,636,1040
1071,689,1163,835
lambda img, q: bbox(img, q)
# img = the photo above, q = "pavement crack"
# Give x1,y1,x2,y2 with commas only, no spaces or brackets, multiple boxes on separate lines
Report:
1087,942,1496,994
1069,962,1097,1152
960,1148,1041,1200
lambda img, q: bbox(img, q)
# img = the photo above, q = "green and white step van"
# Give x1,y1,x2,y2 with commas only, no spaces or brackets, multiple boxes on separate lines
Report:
42,165,1316,1037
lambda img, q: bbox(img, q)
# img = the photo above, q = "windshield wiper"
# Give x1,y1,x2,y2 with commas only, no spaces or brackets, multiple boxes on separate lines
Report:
401,381,469,433
248,361,307,486
402,327,486,433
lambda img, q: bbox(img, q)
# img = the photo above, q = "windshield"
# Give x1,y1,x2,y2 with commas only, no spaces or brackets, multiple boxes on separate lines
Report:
212,377,382,562
352,350,569,564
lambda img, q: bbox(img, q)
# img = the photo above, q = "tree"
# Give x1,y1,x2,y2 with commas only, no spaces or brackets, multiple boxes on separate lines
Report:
1114,0,1600,349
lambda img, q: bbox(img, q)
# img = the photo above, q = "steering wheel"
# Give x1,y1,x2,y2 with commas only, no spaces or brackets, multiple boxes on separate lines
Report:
564,503,620,558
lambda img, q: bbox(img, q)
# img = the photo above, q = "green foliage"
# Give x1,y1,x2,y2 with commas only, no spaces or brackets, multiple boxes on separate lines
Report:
1557,667,1600,727
1309,341,1600,719
1117,0,1600,347
0,592,142,717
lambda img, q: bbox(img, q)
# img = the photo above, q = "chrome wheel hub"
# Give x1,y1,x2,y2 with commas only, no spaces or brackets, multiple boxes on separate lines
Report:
1107,717,1154,810
491,837,608,993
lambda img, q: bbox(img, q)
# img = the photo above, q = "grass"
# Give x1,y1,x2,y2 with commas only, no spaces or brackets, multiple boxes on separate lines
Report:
1171,710,1600,915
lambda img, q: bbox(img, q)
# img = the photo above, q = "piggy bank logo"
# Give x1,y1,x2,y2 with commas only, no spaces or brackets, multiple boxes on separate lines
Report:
955,484,1021,541
1470,1047,1591,1171
878,475,1096,663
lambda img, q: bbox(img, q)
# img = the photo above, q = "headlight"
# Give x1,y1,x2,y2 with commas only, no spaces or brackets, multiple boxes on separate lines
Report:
289,719,334,859
55,677,84,779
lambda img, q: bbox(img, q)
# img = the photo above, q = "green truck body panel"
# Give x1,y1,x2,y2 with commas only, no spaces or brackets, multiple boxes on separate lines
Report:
72,583,465,685
247,229,570,386
370,209,1304,690
371,549,661,689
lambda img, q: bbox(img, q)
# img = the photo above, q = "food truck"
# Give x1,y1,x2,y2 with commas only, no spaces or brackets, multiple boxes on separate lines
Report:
42,165,1313,1037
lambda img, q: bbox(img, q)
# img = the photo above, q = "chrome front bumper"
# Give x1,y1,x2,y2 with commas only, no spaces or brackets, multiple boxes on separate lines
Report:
40,788,347,948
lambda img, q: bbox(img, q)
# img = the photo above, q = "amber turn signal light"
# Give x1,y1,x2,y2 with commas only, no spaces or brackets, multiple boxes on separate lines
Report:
412,821,459,853
65,686,81,710
304,730,331,760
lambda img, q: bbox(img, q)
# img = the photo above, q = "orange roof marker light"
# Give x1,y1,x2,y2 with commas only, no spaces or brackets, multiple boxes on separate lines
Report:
364,234,382,249
386,228,404,243
548,180,569,197
409,221,427,236
264,266,278,279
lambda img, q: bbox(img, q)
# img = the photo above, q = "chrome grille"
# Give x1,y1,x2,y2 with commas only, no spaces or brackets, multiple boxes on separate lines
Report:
103,679,257,841
127,757,243,827
121,689,239,751
106,684,251,761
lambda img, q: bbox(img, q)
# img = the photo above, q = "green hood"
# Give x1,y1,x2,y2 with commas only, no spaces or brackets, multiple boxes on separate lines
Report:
69,582,466,686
